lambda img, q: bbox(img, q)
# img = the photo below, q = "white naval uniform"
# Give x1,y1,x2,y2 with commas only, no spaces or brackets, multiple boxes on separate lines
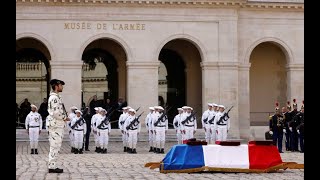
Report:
96,115,111,150
68,112,76,148
213,111,230,141
173,113,182,144
201,109,213,143
47,91,68,169
145,112,153,147
150,111,157,149
208,111,218,144
118,112,129,148
181,112,197,141
71,116,87,150
153,112,168,150
125,115,141,150
25,111,43,149
91,113,101,148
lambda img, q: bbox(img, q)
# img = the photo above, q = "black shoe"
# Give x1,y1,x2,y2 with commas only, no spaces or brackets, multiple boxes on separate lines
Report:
149,147,153,152
85,149,90,151
132,149,137,154
35,149,38,154
156,148,160,154
153,147,157,153
96,147,101,153
160,148,164,154
71,147,75,153
79,149,83,154
48,168,63,173
95,147,98,152
102,148,107,154
279,151,284,153
127,148,132,153
31,149,34,154
124,147,127,152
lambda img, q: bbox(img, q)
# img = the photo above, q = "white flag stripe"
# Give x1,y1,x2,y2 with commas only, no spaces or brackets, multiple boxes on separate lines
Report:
202,144,250,169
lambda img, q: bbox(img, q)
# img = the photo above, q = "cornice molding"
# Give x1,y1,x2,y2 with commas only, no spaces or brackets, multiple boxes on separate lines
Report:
16,0,304,10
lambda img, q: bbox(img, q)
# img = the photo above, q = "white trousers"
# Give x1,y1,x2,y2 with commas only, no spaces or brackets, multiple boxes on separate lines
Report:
93,129,99,147
217,126,228,141
204,124,211,143
155,127,165,148
176,130,182,144
127,130,138,149
152,130,157,147
69,129,74,147
148,130,153,147
73,130,84,149
122,131,127,147
28,127,39,148
209,126,217,144
99,129,109,149
183,126,194,140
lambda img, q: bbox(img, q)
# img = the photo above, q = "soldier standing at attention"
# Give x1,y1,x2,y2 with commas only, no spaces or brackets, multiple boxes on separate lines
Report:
208,103,218,144
47,79,70,173
153,106,168,154
68,106,77,153
213,105,230,141
282,106,292,151
296,104,304,153
173,108,183,144
201,103,213,143
125,108,141,154
71,110,86,154
96,109,111,154
118,107,130,152
269,102,285,153
289,99,299,152
180,106,197,141
91,107,101,153
145,107,155,152
25,104,42,154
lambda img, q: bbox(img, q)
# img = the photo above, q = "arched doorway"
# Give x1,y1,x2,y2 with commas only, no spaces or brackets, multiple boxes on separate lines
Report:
16,37,51,128
249,42,288,126
81,38,127,128
158,39,202,128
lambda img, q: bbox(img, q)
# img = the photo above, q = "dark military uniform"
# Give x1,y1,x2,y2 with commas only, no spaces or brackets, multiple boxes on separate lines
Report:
283,111,292,151
269,113,285,153
295,111,304,153
289,109,299,151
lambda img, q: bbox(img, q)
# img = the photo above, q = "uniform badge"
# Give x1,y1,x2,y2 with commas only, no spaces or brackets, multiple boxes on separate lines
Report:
54,99,57,103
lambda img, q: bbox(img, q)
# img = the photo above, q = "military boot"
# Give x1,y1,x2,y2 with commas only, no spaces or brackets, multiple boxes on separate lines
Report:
31,149,34,154
74,149,79,154
160,148,164,154
149,147,153,152
156,148,161,154
132,149,137,154
124,147,127,152
79,149,83,154
153,147,157,153
35,149,38,154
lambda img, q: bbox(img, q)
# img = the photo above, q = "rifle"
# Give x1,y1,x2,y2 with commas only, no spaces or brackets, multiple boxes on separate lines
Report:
111,107,140,125
71,117,85,129
208,114,216,124
181,111,197,125
154,106,173,126
216,105,234,125
97,109,115,129
126,112,144,130
62,103,68,117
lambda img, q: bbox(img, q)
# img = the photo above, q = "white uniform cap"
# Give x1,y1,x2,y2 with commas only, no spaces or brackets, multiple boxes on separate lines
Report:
31,104,37,109
100,108,106,112
185,106,192,109
128,108,136,113
149,107,155,110
70,106,78,110
122,107,129,110
177,108,183,111
190,107,193,111
207,103,213,107
157,106,164,110
182,106,188,109
126,106,132,109
218,105,225,109
94,107,100,111
212,103,218,107
75,110,82,115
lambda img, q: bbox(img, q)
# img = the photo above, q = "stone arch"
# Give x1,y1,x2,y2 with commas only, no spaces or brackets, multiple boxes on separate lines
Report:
244,37,294,64
78,33,133,62
154,34,207,62
16,32,55,61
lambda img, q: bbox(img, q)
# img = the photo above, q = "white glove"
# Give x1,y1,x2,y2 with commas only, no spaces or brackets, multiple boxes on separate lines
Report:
297,130,300,134
269,131,273,135
289,127,293,132
283,129,286,133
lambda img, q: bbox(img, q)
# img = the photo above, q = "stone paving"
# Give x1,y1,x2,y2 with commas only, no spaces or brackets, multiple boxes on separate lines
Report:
16,139,304,180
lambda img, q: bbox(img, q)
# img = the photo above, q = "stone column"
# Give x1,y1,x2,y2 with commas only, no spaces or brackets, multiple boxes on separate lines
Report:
286,63,304,107
217,62,240,139
126,61,160,127
238,63,251,140
50,61,83,111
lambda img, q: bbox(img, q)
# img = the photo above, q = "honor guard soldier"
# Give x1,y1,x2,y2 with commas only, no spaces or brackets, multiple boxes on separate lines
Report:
289,99,299,152
47,79,70,173
145,107,155,151
91,107,101,152
118,107,130,152
96,108,111,153
125,108,141,153
150,106,159,152
180,106,197,141
201,103,214,143
295,106,304,153
71,110,86,154
173,108,183,144
68,106,78,153
153,106,168,153
282,106,292,151
269,102,285,153
208,103,218,144
213,105,230,141
25,104,42,154
287,101,292,111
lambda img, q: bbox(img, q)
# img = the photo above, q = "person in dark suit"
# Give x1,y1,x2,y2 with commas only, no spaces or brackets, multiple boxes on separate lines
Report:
295,106,304,153
289,99,299,152
38,98,49,129
269,102,285,153
82,107,92,151
282,106,292,151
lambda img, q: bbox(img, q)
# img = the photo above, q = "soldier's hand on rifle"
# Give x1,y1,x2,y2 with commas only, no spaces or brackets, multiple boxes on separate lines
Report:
39,130,41,135
64,117,71,122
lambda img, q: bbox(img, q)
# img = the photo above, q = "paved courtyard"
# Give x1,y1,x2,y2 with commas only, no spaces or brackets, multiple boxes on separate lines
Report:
16,140,304,180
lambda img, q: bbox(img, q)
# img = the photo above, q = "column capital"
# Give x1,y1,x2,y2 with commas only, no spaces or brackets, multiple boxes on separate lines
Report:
238,63,251,71
51,61,83,69
286,63,304,71
126,61,160,69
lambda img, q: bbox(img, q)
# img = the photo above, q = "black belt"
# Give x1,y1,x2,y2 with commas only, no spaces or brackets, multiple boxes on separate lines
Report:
74,129,84,131
99,127,109,130
185,125,194,127
156,125,165,127
217,124,227,126
129,128,138,130
29,126,39,128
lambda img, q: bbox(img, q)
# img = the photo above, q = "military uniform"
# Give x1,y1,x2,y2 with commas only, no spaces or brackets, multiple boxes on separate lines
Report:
71,110,86,154
295,107,304,153
180,106,197,141
118,107,130,152
152,106,168,153
269,105,285,153
67,106,77,153
150,106,158,152
173,108,183,144
201,103,214,143
124,108,141,153
208,103,218,144
283,108,292,151
145,107,155,151
213,105,230,141
25,104,42,154
91,107,101,152
47,79,67,173
96,109,111,153
289,104,299,152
